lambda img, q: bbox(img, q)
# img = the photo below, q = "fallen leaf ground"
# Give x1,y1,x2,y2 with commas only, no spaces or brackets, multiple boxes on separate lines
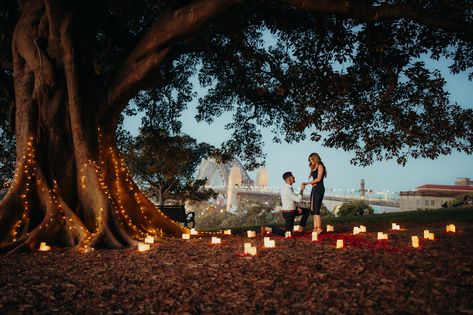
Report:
1,219,472,314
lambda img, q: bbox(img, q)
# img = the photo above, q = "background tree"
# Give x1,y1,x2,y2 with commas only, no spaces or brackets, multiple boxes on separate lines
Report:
121,126,217,206
0,0,472,251
338,201,374,217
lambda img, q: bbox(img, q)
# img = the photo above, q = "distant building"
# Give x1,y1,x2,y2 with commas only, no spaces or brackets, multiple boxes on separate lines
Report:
226,164,242,211
455,177,473,186
255,166,269,188
400,180,473,211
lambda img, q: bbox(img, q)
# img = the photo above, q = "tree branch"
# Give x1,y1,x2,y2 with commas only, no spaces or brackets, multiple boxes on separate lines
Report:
102,0,243,121
282,0,473,35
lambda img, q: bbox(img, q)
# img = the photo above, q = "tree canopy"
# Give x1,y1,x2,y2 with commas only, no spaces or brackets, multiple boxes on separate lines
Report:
120,126,217,206
0,0,473,250
1,0,473,170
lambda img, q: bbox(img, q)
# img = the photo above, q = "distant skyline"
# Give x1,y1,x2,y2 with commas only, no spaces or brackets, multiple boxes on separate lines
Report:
124,56,473,196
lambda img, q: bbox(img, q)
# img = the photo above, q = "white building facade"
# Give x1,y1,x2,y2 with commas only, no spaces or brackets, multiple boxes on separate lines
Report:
400,183,473,212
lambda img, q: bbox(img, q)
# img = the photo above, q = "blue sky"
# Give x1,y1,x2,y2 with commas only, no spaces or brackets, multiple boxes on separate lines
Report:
124,57,473,196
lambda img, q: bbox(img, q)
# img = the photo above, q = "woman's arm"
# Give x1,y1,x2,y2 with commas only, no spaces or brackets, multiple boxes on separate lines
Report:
303,165,324,186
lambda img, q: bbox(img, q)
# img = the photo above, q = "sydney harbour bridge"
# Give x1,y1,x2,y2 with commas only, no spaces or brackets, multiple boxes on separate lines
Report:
196,158,400,213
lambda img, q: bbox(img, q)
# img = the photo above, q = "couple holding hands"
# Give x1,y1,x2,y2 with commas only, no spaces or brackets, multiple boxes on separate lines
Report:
262,152,327,237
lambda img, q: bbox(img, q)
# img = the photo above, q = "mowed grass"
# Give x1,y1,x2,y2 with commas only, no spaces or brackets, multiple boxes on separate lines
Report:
203,206,473,233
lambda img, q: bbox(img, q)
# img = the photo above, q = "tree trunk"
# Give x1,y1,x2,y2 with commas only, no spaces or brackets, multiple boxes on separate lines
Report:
0,1,185,253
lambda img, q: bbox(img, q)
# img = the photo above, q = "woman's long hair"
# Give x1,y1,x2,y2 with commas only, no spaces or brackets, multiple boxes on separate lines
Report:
308,152,327,178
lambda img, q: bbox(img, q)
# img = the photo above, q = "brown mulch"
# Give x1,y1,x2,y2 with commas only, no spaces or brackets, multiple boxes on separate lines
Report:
1,222,472,314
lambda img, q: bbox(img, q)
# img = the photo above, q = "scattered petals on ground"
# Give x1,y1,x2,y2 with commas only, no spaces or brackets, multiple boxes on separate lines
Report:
0,222,472,314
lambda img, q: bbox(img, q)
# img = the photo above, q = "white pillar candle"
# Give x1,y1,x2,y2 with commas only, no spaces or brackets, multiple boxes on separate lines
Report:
39,242,51,251
312,231,318,242
247,230,256,238
190,228,198,235
392,223,400,230
182,233,190,239
412,236,419,248
211,237,221,244
264,238,275,248
247,246,257,256
336,239,343,248
359,225,366,233
423,230,430,239
244,243,252,254
285,231,291,238
353,227,360,235
144,236,154,244
224,229,232,235
377,232,388,240
327,225,334,232
428,232,435,240
294,225,300,232
138,243,150,252
446,224,456,233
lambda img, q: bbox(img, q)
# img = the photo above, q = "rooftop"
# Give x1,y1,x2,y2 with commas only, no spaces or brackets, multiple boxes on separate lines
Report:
417,184,473,191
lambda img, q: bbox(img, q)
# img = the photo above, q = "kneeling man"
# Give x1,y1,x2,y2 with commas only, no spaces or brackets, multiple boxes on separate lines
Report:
262,171,310,236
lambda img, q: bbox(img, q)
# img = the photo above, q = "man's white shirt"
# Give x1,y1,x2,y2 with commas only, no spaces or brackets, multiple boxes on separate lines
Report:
280,183,302,210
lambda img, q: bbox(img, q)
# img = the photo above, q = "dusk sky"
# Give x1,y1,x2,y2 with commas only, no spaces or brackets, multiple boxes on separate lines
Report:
124,56,473,197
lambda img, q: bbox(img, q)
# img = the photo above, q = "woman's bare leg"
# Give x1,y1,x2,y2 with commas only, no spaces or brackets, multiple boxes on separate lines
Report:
314,215,323,234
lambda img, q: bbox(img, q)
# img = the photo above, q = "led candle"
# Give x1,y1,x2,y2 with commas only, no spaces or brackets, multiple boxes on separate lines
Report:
359,225,366,233
247,230,256,238
412,236,419,248
211,237,221,244
264,237,275,248
138,243,150,252
336,239,344,248
248,246,257,256
285,231,291,238
182,233,190,239
377,232,388,240
353,227,360,235
244,243,252,254
294,225,300,232
427,232,435,240
190,228,198,235
224,229,232,235
423,230,430,239
446,224,456,233
38,242,50,251
144,236,154,244
327,225,334,232
392,223,401,230
312,231,318,242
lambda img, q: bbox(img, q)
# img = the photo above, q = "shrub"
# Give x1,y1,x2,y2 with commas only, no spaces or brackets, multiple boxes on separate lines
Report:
338,201,374,217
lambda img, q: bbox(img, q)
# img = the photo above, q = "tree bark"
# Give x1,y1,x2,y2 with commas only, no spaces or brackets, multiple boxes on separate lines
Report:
0,1,187,252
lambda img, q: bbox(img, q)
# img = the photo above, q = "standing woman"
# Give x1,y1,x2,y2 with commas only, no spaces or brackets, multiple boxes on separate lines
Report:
302,153,327,235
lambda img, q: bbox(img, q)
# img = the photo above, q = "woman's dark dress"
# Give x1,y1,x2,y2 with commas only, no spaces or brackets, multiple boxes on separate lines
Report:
310,167,325,215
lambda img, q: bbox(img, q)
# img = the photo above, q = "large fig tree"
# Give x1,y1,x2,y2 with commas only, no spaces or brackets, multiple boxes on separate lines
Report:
0,0,472,251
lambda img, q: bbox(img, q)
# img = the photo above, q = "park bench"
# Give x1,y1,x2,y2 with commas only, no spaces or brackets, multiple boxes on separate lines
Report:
160,205,195,229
